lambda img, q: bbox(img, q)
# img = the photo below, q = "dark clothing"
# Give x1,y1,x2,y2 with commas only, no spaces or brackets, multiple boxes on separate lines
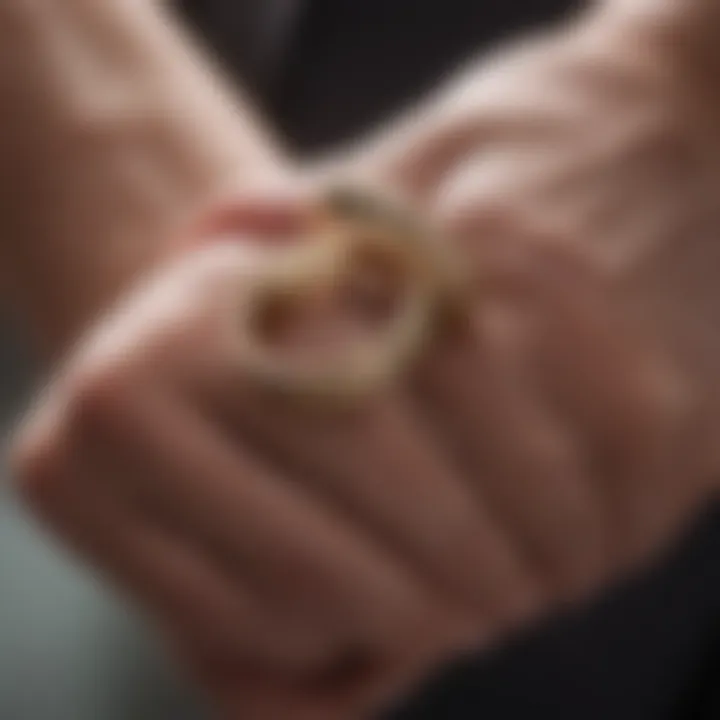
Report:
178,1,720,717
181,0,576,152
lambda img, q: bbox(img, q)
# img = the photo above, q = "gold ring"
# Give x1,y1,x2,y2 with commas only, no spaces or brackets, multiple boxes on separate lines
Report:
235,184,465,406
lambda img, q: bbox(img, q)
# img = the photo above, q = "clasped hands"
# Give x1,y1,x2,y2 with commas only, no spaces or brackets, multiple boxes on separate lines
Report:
9,1,720,718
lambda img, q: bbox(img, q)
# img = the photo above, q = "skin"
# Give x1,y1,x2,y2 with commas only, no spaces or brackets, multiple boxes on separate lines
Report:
0,0,285,357
6,0,720,718
12,200,697,720
197,0,720,712
355,0,720,465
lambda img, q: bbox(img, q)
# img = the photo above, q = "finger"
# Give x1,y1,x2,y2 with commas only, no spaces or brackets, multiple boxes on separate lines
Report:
22,433,327,672
189,661,368,720
167,235,544,637
83,383,438,657
208,383,542,634
182,622,454,720
520,248,702,566
415,290,609,602
543,258,704,562
184,188,317,249
455,231,696,568
181,219,543,636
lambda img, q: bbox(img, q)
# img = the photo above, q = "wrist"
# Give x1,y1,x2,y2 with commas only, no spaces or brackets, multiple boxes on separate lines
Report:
0,0,288,359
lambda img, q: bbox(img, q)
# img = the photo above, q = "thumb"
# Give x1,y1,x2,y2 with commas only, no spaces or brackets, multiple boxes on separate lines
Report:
182,185,318,251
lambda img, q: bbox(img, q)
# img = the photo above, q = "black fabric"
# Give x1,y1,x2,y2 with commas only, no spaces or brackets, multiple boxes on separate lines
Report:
388,513,720,720
272,0,579,152
178,0,305,100
179,1,720,717
672,617,720,720
183,0,579,153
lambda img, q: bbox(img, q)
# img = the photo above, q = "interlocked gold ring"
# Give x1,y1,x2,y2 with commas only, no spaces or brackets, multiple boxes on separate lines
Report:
235,184,465,406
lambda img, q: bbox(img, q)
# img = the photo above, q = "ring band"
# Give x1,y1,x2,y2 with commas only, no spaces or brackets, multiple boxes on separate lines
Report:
235,183,465,406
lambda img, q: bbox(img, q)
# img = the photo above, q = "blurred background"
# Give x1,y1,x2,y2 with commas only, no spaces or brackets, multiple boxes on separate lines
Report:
3,1,720,718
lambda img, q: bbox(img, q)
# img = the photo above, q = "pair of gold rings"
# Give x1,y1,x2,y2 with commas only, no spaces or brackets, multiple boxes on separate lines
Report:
235,184,466,406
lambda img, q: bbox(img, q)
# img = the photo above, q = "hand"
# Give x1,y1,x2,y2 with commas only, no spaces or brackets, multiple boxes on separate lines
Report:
349,0,720,393
343,0,720,558
6,206,477,719
9,176,704,720
12,3,720,715
0,0,284,358
1,198,529,718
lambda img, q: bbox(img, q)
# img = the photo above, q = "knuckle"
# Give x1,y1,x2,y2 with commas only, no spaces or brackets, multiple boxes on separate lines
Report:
476,553,549,635
556,542,608,603
632,359,697,448
448,213,571,298
433,516,508,609
8,417,69,513
8,358,135,511
446,193,521,243
431,604,491,657
650,366,695,429
64,359,134,435
522,423,586,491
377,590,441,650
497,580,549,634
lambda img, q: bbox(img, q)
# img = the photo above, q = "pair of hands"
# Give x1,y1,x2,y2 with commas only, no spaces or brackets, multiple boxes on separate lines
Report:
10,2,720,718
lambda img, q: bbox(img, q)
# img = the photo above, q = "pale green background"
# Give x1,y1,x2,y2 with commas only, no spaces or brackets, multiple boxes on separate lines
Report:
0,329,204,720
